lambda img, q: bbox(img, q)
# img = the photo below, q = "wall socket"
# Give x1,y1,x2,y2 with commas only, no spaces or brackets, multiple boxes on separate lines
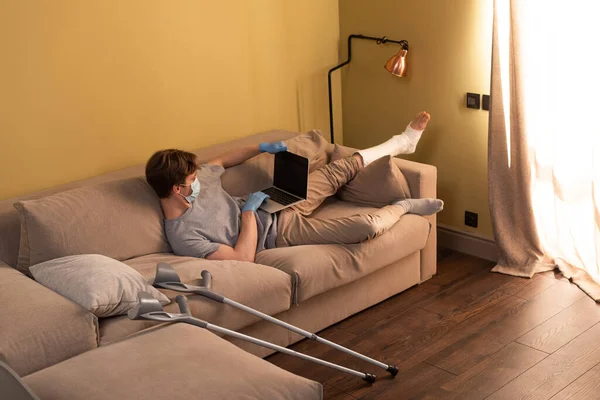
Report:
465,211,478,228
482,94,490,111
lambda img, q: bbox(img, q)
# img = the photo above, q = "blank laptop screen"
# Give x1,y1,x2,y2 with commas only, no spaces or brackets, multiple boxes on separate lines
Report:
273,152,309,199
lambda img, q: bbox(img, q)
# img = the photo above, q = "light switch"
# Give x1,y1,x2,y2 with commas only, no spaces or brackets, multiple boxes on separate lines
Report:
466,93,481,109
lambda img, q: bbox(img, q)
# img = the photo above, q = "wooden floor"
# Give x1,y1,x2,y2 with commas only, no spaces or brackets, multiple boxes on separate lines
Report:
267,249,600,400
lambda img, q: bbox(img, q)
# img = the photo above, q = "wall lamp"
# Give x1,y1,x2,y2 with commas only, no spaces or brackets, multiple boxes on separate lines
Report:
327,34,409,143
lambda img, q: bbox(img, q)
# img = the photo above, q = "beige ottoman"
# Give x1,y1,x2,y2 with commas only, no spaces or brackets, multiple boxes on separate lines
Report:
18,323,322,400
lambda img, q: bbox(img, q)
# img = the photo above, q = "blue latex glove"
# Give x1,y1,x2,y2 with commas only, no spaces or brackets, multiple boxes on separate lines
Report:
259,141,288,154
242,192,270,212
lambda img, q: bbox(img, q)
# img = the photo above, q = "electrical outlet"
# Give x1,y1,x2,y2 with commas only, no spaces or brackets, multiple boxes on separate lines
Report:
482,94,490,111
465,211,478,228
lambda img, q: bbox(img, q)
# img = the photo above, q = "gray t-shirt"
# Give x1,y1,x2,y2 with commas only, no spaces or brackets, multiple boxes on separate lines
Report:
164,164,277,259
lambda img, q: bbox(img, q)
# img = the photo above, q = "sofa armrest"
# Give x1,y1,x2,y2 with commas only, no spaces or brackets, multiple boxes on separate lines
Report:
0,262,99,376
0,358,40,400
393,158,438,282
393,158,437,200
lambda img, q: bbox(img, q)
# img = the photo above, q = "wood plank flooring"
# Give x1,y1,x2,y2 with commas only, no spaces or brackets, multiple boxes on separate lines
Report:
267,250,600,399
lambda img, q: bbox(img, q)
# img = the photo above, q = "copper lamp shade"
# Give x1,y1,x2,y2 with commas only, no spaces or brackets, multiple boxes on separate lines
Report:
384,48,408,77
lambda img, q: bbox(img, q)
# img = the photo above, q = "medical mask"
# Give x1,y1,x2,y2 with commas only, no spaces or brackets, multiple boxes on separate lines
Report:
180,177,201,204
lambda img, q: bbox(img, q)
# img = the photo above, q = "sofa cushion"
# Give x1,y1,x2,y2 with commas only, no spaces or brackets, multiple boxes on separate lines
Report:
0,262,99,377
221,130,333,197
331,145,412,206
30,254,170,318
24,324,322,400
255,199,431,304
98,253,293,345
14,176,170,273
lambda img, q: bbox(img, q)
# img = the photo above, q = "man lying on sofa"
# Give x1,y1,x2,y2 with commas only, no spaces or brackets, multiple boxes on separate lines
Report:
145,112,443,262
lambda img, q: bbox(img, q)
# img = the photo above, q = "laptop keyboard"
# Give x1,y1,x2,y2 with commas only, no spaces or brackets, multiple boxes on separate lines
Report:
262,187,300,206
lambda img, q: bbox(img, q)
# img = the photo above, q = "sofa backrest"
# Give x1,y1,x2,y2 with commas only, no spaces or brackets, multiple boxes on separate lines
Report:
14,176,170,273
0,130,304,269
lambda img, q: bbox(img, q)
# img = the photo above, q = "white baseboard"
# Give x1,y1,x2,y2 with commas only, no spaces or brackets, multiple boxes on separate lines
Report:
437,224,498,262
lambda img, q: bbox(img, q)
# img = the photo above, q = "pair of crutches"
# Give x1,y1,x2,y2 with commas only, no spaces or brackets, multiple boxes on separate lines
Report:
128,262,398,383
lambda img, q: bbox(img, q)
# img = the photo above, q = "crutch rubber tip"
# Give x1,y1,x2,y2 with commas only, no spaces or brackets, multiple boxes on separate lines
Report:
387,365,399,377
362,373,376,384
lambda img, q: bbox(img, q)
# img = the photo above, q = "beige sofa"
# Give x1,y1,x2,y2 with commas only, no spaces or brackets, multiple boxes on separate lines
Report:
0,130,437,398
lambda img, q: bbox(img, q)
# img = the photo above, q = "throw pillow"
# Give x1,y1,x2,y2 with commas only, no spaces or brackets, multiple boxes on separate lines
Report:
331,144,411,207
29,254,170,318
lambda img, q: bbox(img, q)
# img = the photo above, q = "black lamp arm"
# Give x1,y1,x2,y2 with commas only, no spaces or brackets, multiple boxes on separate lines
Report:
327,34,409,143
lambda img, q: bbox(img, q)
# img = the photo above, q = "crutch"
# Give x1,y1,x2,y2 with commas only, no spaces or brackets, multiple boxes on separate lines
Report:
152,262,399,376
129,292,377,383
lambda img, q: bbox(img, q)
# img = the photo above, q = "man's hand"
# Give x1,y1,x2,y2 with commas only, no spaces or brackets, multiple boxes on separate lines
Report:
259,141,288,154
242,192,270,213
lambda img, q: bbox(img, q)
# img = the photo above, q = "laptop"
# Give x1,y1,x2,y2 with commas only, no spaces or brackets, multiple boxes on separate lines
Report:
244,151,309,214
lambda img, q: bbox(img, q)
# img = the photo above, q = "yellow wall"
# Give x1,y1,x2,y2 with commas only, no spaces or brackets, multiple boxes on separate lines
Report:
339,0,494,238
0,0,341,200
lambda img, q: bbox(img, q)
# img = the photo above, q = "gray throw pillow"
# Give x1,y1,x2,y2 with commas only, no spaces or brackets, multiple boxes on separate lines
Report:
29,254,170,318
331,145,411,207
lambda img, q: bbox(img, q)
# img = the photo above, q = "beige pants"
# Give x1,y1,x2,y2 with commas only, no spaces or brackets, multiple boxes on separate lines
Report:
276,157,406,247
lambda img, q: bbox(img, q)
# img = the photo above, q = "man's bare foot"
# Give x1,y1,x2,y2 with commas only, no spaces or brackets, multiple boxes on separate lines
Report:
409,111,431,131
356,111,431,166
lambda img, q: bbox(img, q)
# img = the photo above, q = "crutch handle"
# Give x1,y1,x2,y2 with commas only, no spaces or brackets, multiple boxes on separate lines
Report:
175,295,191,315
201,270,212,289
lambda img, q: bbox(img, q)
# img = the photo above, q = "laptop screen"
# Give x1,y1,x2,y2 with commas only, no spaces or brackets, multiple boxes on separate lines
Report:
273,151,309,199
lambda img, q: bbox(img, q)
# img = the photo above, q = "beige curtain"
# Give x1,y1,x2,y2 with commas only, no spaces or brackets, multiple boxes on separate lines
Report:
489,0,600,300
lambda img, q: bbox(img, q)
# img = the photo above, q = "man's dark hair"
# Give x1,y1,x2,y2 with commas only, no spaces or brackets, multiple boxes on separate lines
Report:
145,149,198,198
